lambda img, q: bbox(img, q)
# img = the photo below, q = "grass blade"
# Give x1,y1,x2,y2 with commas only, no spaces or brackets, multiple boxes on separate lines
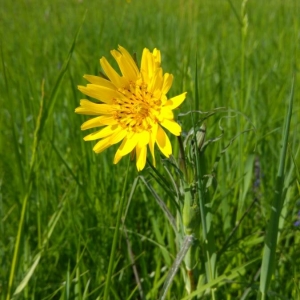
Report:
13,195,65,296
182,258,259,300
139,176,177,234
159,235,194,300
259,77,295,298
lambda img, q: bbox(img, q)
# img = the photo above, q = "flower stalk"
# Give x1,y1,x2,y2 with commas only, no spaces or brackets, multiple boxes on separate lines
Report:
179,123,217,297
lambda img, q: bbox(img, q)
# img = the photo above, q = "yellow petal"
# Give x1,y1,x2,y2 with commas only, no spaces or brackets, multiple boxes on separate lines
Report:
138,131,150,146
162,73,173,95
78,84,119,104
81,116,117,130
115,133,139,156
83,75,116,90
156,125,172,157
140,48,151,83
160,107,174,119
93,136,112,153
152,48,161,65
148,68,163,93
118,46,139,72
141,48,161,82
92,128,125,154
108,129,127,144
136,143,147,171
160,119,181,136
165,92,187,110
110,46,139,81
113,150,123,165
75,100,113,115
84,125,118,141
81,117,104,130
149,123,158,167
100,56,128,88
160,94,168,106
113,134,140,165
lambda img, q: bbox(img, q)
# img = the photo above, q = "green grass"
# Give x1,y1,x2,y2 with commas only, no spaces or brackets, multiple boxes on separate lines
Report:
0,0,299,299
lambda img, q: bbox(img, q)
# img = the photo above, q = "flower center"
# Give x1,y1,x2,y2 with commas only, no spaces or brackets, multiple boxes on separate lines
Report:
113,81,161,132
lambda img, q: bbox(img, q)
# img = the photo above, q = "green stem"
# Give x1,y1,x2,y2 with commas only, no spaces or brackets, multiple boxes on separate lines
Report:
193,53,216,299
103,158,131,300
195,152,216,300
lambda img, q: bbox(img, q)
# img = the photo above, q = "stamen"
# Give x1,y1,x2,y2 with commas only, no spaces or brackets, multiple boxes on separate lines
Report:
113,81,160,132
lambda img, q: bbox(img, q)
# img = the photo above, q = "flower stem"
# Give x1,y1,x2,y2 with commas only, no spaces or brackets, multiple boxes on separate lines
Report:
103,158,131,300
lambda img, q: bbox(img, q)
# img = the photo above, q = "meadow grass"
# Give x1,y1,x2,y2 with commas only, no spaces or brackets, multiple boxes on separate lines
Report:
0,0,299,299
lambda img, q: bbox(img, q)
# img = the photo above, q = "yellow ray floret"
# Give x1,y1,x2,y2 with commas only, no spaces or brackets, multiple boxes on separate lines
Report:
75,45,187,171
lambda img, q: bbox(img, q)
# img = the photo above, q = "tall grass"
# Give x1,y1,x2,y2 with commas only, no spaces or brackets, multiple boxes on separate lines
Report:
0,0,299,299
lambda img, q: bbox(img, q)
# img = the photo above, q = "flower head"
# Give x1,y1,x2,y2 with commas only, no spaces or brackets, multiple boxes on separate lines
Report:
75,46,186,171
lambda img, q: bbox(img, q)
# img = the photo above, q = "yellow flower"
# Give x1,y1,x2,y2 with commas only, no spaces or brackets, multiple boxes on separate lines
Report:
75,46,186,171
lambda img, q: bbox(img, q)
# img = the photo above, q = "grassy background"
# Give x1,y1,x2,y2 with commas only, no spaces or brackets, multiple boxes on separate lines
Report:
0,0,299,299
